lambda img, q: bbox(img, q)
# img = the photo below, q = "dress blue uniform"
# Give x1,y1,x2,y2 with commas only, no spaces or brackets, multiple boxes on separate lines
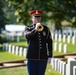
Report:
24,10,53,75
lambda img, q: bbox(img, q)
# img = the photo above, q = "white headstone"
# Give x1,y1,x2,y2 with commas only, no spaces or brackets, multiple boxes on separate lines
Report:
54,42,57,51
23,48,27,57
72,36,75,44
62,62,66,75
12,45,15,54
51,58,55,69
54,58,58,71
58,43,62,52
73,30,76,37
5,43,8,51
66,58,76,75
8,44,11,53
2,43,6,50
58,30,61,34
51,33,54,39
55,34,57,41
58,59,61,72
19,47,23,56
60,61,63,73
63,35,66,42
11,36,14,41
59,34,62,42
73,66,76,75
15,46,19,55
17,36,20,42
67,36,71,43
64,44,67,53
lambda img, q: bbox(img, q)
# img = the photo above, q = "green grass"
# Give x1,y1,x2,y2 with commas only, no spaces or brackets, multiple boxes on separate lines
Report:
0,67,28,75
0,49,25,62
0,49,61,75
0,36,76,75
53,37,76,54
0,64,62,75
7,36,28,48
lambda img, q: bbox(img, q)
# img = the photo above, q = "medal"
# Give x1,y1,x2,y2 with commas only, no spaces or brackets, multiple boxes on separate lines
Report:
43,31,46,36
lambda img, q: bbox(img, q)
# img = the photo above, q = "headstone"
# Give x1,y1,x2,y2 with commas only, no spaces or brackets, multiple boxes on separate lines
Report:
58,29,61,34
19,47,23,56
51,58,55,69
54,58,58,71
17,36,20,42
54,42,57,51
62,62,66,75
55,34,57,41
60,61,63,73
59,34,62,42
73,30,76,37
73,66,76,75
69,30,72,37
8,44,11,53
2,43,6,50
11,36,14,41
66,64,68,75
15,46,19,55
51,33,54,39
63,35,66,42
23,48,27,57
5,43,8,51
72,36,75,44
12,45,15,54
58,43,62,52
58,59,61,72
67,36,71,43
66,58,76,75
63,44,67,53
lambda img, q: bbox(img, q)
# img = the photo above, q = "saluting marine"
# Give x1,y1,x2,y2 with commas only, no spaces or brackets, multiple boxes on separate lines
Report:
24,10,53,75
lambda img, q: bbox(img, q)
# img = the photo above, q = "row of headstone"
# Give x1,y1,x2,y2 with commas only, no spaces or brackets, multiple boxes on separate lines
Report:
51,58,66,75
51,33,76,44
2,43,27,57
53,42,67,53
51,58,76,75
51,29,76,37
66,58,76,75
1,31,23,42
6,35,20,42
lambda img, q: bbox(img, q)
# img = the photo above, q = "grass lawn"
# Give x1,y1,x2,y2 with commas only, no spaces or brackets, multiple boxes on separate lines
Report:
0,49,61,75
0,36,76,75
0,49,25,62
0,64,62,75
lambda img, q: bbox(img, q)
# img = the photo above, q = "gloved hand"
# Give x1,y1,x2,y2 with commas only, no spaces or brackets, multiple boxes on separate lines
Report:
47,58,51,63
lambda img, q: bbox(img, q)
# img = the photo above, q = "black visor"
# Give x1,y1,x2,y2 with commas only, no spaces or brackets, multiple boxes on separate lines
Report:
32,15,41,18
35,15,41,17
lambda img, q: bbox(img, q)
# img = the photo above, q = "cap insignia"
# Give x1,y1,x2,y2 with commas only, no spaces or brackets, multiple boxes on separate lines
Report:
36,10,38,14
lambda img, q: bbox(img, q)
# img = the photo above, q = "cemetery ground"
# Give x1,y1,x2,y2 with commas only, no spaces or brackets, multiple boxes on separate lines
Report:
0,36,76,75
0,50,62,75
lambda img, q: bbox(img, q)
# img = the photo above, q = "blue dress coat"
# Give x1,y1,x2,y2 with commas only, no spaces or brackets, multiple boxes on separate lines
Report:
25,24,53,60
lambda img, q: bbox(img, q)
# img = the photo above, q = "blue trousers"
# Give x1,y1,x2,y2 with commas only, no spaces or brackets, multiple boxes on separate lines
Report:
27,60,47,75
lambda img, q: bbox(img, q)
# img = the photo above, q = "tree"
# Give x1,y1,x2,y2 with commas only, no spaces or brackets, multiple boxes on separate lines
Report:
47,0,76,28
0,0,8,33
8,0,51,25
8,0,76,28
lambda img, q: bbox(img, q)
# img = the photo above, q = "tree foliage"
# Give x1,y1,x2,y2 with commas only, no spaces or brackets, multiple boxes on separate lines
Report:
8,0,76,28
48,0,76,28
0,0,8,32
